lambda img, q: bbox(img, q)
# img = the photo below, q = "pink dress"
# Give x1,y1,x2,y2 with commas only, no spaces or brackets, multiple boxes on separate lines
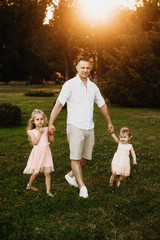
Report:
23,127,54,174
111,142,133,176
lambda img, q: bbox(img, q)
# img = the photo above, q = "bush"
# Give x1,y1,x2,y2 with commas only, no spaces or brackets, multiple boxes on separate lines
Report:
25,90,54,97
0,103,21,127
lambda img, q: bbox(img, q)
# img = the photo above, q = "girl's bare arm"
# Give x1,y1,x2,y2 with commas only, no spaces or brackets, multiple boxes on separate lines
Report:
111,133,119,144
131,146,137,164
29,129,44,145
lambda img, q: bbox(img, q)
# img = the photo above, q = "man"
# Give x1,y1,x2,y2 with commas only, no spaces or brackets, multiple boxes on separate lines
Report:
49,57,114,198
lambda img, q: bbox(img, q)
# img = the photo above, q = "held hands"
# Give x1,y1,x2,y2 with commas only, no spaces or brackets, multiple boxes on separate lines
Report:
108,123,114,134
49,124,56,135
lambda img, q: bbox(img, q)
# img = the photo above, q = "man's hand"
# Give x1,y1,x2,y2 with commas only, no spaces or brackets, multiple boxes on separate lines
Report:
108,123,114,134
49,125,56,135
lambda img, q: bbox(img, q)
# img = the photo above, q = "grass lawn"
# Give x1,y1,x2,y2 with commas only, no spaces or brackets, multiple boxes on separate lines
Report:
0,86,160,240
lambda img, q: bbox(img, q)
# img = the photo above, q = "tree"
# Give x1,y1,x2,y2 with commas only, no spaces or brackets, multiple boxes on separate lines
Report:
136,0,160,31
0,0,52,81
49,0,80,81
101,4,160,108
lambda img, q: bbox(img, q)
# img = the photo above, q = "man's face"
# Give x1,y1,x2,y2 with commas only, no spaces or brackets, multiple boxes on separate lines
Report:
76,60,91,79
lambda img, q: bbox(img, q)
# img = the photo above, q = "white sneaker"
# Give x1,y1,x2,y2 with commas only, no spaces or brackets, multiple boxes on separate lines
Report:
79,186,88,198
65,172,78,188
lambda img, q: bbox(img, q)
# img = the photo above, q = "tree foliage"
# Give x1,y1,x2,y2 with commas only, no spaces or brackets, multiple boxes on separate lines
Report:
101,3,160,108
49,0,81,80
0,0,51,81
102,31,160,107
0,0,160,107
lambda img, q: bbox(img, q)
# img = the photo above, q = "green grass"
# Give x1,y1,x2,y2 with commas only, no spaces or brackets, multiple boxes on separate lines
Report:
0,86,160,240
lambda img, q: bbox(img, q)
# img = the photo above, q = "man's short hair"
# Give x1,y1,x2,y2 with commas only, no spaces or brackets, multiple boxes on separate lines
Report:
77,57,91,65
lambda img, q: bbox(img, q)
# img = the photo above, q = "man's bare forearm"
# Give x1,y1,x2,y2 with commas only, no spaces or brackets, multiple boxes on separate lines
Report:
49,100,63,126
99,104,112,124
99,104,114,133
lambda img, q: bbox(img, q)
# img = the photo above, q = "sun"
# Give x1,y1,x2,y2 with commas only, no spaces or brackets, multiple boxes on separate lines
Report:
78,0,142,23
80,0,116,18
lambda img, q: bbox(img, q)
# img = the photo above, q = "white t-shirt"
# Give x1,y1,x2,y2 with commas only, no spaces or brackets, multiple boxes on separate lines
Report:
57,75,105,130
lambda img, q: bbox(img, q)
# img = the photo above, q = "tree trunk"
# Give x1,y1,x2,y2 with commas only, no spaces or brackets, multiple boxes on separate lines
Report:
64,51,69,81
97,48,103,82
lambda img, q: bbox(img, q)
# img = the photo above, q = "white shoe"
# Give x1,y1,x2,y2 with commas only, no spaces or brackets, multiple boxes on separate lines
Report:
65,172,78,188
79,186,88,198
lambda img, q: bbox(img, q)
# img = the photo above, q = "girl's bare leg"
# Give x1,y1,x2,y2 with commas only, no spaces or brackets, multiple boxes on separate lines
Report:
109,173,117,186
27,173,40,191
44,173,54,197
116,175,127,187
44,172,51,193
119,175,127,182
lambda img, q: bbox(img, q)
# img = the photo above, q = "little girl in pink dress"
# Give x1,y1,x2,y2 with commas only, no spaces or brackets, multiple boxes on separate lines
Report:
23,109,55,197
109,127,137,187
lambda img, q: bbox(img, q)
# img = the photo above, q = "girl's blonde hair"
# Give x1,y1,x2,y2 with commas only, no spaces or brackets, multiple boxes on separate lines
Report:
27,109,47,131
120,127,132,141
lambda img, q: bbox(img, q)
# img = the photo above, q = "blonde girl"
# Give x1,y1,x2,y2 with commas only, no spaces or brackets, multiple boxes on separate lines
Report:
109,127,137,187
23,109,55,197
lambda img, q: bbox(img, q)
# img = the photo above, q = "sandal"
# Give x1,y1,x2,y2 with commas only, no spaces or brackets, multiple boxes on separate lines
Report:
47,191,54,197
26,184,39,191
116,179,121,187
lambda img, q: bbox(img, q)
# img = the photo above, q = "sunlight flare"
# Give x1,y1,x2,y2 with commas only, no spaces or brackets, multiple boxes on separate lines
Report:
78,0,143,23
44,0,143,24
44,0,58,24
